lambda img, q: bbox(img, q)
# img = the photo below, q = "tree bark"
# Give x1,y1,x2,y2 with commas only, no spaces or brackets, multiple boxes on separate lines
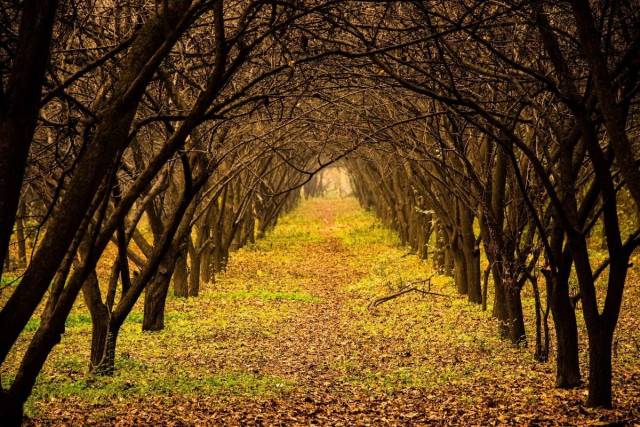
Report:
460,206,481,303
173,247,189,297
15,201,27,268
587,328,613,408
433,223,446,272
81,271,110,369
492,266,508,336
94,323,120,375
0,391,23,427
0,0,59,278
189,243,202,297
142,261,174,331
544,267,581,387
506,285,526,345
452,236,468,295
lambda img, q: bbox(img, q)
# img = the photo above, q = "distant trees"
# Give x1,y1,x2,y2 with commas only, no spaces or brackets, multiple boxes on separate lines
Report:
0,0,638,423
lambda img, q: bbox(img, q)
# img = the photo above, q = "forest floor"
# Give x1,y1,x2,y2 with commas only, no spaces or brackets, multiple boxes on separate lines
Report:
4,196,640,426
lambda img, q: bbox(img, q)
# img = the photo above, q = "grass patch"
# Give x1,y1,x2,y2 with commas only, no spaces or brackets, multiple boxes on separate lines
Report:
19,313,96,334
334,210,400,247
24,317,41,332
65,313,93,328
0,273,21,287
211,289,320,303
27,365,291,416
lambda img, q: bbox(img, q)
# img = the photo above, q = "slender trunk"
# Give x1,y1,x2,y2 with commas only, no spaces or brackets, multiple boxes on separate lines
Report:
418,215,432,259
15,202,27,268
460,207,481,303
433,223,445,272
89,315,110,371
142,263,174,331
453,238,468,295
531,276,548,362
489,142,508,323
465,242,481,304
94,323,120,375
200,246,213,283
506,284,526,345
189,248,201,297
173,247,189,297
587,328,613,408
442,230,454,276
545,271,581,387
492,266,508,336
81,271,110,369
482,266,490,311
244,216,253,246
554,308,581,387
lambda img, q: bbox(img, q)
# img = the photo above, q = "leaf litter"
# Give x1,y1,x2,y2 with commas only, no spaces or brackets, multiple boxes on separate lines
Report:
11,197,640,426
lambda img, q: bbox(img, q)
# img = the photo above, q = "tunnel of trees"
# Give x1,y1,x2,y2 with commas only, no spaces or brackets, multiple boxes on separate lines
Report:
1,0,639,424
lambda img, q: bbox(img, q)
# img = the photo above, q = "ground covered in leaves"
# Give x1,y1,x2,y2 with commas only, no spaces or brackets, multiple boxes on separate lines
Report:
3,197,640,425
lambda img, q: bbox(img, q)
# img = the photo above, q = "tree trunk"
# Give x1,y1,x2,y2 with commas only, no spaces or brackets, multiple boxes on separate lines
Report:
442,230,454,276
247,214,256,244
492,266,508,337
587,328,613,408
506,285,526,345
482,266,490,311
189,247,201,297
94,323,120,375
173,248,189,297
545,271,581,387
554,308,581,387
89,314,109,370
466,245,482,304
0,391,23,427
531,275,548,362
453,238,468,295
433,223,445,272
15,201,27,268
460,207,481,303
200,246,213,284
142,262,174,331
81,271,110,369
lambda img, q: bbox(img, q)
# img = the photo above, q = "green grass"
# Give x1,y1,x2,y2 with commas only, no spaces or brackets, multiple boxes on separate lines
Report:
334,209,400,247
210,289,320,303
26,363,290,416
20,310,157,336
32,367,290,401
0,273,21,286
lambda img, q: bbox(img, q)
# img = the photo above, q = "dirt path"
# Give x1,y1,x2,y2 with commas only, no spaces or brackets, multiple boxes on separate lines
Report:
202,197,436,424
21,197,640,425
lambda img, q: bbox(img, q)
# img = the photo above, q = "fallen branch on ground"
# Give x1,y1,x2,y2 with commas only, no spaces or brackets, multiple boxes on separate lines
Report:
369,276,450,309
